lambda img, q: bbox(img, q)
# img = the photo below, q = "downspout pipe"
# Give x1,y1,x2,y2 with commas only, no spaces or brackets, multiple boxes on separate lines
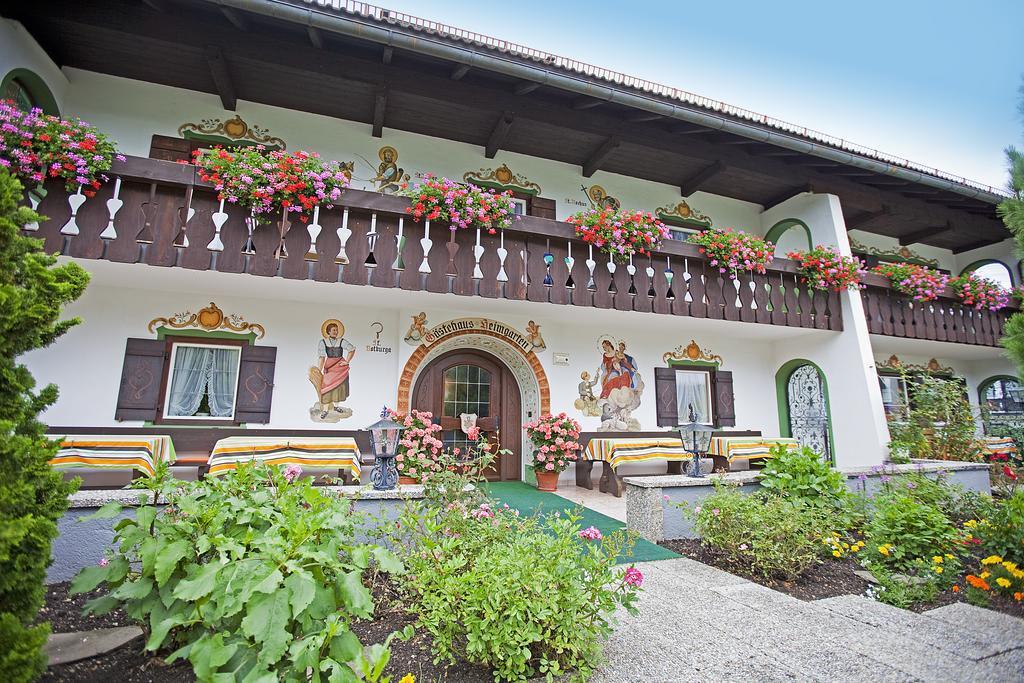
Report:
209,0,1003,205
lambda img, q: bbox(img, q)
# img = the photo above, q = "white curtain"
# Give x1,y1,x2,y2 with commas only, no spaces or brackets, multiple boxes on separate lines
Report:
167,346,213,417
167,346,239,418
676,372,711,424
206,348,239,417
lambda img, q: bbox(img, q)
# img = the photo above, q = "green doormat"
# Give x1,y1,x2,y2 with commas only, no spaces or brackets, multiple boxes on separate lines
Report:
484,481,679,564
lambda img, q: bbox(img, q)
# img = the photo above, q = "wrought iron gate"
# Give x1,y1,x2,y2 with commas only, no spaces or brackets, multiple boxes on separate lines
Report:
787,364,831,460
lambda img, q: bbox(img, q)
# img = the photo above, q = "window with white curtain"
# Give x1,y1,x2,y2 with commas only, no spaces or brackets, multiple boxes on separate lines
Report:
674,369,714,425
162,342,242,420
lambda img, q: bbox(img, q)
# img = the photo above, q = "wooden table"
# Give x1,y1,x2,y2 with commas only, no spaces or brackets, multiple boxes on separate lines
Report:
50,434,175,478
707,436,798,471
207,436,362,481
578,437,691,497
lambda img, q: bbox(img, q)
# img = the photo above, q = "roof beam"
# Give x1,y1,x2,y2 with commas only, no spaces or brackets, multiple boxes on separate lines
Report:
220,7,250,31
204,45,236,111
761,184,814,211
899,223,953,246
450,63,470,80
485,111,515,159
845,205,891,230
372,85,388,138
306,26,323,48
513,81,540,96
680,160,726,197
582,135,621,178
954,237,1006,254
381,46,393,64
572,97,603,110
627,112,663,123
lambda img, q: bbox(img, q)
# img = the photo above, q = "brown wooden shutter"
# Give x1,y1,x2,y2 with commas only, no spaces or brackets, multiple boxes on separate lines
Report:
530,197,556,220
115,338,169,421
235,345,277,423
148,134,194,163
712,369,736,427
654,367,678,427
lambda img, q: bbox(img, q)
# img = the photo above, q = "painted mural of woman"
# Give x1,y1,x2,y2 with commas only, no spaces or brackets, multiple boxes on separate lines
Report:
309,318,355,422
592,337,644,431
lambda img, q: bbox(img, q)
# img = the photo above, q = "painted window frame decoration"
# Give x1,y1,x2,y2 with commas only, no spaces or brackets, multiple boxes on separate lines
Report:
654,339,735,429
160,340,243,422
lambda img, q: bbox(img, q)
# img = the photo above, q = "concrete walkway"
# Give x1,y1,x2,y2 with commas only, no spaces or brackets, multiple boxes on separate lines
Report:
592,558,1024,682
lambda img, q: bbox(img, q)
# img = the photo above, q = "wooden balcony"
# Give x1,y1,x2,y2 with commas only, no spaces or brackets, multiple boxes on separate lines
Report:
24,155,1009,344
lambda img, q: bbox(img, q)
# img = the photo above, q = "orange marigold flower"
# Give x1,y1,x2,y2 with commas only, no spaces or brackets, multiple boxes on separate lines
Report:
966,575,990,591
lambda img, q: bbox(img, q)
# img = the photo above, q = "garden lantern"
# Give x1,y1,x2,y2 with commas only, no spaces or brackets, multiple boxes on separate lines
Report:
678,404,714,479
367,407,405,491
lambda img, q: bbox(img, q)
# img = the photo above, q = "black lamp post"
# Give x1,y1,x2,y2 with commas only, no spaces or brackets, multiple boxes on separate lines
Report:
367,407,405,491
678,404,714,478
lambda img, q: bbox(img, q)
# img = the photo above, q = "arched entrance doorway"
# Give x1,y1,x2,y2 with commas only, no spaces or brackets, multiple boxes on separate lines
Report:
411,348,522,481
776,360,833,461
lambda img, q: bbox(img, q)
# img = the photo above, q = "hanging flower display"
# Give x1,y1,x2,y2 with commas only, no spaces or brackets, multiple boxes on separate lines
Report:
192,146,350,221
386,408,444,483
688,227,774,280
873,262,951,303
786,245,867,291
949,272,1010,311
523,413,582,474
0,99,125,195
566,207,670,263
398,174,517,233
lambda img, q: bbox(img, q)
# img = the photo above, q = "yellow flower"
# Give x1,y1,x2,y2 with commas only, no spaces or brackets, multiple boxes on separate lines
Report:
1012,569,1024,580
981,555,1003,565
932,556,943,564
400,675,415,683
964,520,978,528
832,550,841,558
1003,561,1018,572
996,577,1012,589
945,553,954,559
980,571,991,579
879,544,891,556
850,546,860,553
934,566,944,574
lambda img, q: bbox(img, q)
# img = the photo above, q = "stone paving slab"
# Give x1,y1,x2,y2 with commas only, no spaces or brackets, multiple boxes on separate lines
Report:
923,602,1024,646
45,626,143,666
816,594,1008,660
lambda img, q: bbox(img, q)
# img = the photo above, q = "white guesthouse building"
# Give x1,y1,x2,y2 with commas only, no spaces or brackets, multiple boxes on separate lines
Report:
2,0,1020,484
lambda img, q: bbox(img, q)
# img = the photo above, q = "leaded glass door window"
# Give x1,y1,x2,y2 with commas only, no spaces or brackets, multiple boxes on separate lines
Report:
787,364,831,460
442,363,492,451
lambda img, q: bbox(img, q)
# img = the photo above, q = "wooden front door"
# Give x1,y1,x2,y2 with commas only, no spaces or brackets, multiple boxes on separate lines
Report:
411,349,521,481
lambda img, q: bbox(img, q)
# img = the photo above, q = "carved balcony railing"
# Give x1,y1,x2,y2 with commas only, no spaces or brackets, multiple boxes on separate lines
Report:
24,155,850,331
861,273,1015,347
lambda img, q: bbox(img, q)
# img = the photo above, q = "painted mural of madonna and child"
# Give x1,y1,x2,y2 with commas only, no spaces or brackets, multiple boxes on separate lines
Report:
575,337,644,431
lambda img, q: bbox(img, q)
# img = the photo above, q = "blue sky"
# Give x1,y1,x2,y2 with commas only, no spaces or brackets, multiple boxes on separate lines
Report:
380,0,1023,190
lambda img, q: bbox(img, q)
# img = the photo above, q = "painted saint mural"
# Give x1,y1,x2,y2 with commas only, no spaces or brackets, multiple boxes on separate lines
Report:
584,337,644,431
308,318,355,422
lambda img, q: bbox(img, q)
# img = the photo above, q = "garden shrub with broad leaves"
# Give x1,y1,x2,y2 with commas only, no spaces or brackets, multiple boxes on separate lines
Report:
71,463,408,682
758,445,850,512
971,490,1024,565
387,453,641,682
682,484,829,581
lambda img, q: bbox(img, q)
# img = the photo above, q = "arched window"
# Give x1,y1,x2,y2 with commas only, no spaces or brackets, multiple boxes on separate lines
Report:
960,260,1014,289
764,219,813,257
979,376,1023,423
0,68,59,116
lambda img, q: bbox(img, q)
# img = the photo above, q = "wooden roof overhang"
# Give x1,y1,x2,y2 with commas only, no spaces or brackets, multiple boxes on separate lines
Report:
5,0,1009,253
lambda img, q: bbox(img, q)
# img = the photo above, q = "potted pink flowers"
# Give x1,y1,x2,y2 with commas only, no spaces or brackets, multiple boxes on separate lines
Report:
873,262,951,303
950,272,1010,311
688,227,774,279
523,412,582,492
398,174,517,234
387,408,444,484
566,207,670,263
786,245,867,291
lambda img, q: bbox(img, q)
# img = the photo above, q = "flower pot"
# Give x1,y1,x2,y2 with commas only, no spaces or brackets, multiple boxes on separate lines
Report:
535,470,559,492
398,476,418,485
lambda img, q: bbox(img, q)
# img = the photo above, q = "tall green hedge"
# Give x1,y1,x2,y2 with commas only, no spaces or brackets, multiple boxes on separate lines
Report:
0,169,88,681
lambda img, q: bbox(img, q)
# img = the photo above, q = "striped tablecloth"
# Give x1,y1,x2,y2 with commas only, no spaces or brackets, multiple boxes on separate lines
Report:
708,437,798,463
582,437,690,471
207,436,362,479
50,435,176,477
981,437,1018,458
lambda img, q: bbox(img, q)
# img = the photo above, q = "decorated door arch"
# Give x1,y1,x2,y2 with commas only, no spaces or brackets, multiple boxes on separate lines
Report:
776,360,833,461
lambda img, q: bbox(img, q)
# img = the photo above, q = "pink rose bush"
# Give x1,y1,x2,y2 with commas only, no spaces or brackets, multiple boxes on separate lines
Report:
388,408,444,483
786,245,867,291
524,412,582,474
689,227,774,280
950,272,1010,311
873,262,950,303
567,207,671,263
0,99,125,194
399,174,517,233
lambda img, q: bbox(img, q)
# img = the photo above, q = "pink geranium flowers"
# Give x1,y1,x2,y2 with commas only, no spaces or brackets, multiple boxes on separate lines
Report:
388,408,444,483
567,208,670,263
399,174,517,233
950,272,1010,311
579,526,603,541
688,227,774,280
787,245,867,291
623,566,644,587
524,413,582,475
873,262,950,302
